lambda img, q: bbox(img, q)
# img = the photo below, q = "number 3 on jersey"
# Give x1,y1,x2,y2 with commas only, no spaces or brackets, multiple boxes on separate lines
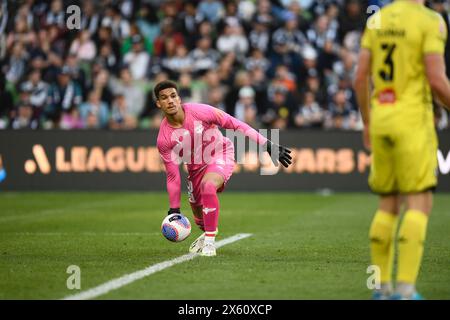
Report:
379,43,396,82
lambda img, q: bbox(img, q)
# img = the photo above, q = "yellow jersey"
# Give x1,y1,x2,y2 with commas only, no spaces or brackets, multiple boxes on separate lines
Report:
361,0,447,134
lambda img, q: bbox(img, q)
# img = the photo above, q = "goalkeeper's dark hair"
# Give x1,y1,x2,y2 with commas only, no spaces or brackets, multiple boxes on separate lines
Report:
153,80,178,100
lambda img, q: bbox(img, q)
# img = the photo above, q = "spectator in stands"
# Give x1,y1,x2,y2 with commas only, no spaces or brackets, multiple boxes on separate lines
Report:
248,15,271,54
190,37,221,77
80,1,100,36
109,94,137,130
216,21,249,62
79,90,109,129
245,48,270,73
207,87,226,112
337,0,366,43
199,69,228,103
332,49,356,83
45,65,83,126
225,70,252,116
121,24,154,57
148,109,164,129
123,34,151,80
46,24,67,59
97,43,118,74
6,9,34,52
237,0,256,23
108,67,146,119
64,53,87,94
327,75,358,112
198,0,225,25
283,0,314,31
250,66,270,115
303,68,328,107
69,30,97,62
217,52,237,87
307,15,337,53
162,44,193,79
271,11,308,74
10,101,38,130
295,91,324,128
262,86,296,129
19,69,48,120
218,1,242,31
179,2,205,50
254,0,275,31
153,17,184,58
44,0,65,30
135,3,160,50
273,64,298,94
95,25,121,63
325,89,359,130
192,20,217,51
4,42,28,84
325,2,340,36
60,105,84,130
178,72,194,101
234,86,259,127
301,44,319,71
101,5,130,40
310,0,334,18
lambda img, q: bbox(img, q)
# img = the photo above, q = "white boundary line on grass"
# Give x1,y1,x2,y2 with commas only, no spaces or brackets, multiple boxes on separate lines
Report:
62,233,252,300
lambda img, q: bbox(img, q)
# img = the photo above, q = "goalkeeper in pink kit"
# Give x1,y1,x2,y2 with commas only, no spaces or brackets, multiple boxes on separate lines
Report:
155,80,292,256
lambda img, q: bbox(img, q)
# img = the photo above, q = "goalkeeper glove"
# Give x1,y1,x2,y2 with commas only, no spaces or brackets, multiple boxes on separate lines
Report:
168,208,181,215
265,140,292,168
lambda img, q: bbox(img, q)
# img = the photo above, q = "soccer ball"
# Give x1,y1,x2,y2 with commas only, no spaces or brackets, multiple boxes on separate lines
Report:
161,213,191,242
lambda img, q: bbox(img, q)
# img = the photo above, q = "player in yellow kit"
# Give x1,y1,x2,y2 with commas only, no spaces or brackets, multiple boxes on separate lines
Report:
354,0,450,299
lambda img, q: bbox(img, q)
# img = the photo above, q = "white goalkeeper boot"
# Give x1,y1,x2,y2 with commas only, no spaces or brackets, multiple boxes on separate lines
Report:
199,234,216,257
200,242,216,257
189,233,205,253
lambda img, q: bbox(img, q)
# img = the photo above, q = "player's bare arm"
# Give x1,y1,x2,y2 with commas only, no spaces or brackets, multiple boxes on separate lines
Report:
354,48,372,150
425,53,450,110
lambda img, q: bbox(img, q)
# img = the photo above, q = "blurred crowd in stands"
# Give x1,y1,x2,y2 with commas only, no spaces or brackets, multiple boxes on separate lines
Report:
0,0,449,130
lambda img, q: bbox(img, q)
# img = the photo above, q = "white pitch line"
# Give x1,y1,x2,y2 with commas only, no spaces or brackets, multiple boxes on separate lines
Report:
62,233,252,300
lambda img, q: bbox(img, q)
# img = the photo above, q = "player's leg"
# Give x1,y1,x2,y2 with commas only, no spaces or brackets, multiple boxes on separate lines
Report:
392,124,437,299
187,177,205,230
190,204,204,230
188,204,207,253
199,172,224,257
368,133,399,299
186,176,208,253
394,191,432,300
199,144,235,256
369,195,401,299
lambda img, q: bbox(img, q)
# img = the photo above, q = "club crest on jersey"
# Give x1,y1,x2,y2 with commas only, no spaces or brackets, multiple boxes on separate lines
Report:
195,123,204,135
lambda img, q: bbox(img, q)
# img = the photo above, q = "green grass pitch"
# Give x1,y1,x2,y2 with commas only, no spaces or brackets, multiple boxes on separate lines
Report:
0,192,449,300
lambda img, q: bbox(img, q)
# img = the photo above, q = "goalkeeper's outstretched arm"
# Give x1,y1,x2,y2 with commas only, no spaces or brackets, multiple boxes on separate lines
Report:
215,107,292,168
193,103,292,168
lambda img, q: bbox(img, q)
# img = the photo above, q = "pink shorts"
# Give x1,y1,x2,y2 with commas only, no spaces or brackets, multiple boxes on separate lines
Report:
187,160,235,207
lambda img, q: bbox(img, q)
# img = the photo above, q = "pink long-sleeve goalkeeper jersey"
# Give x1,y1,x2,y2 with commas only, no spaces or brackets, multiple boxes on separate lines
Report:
157,103,268,208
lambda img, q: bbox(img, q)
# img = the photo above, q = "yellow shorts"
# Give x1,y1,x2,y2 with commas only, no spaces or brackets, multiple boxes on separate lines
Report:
368,125,438,195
